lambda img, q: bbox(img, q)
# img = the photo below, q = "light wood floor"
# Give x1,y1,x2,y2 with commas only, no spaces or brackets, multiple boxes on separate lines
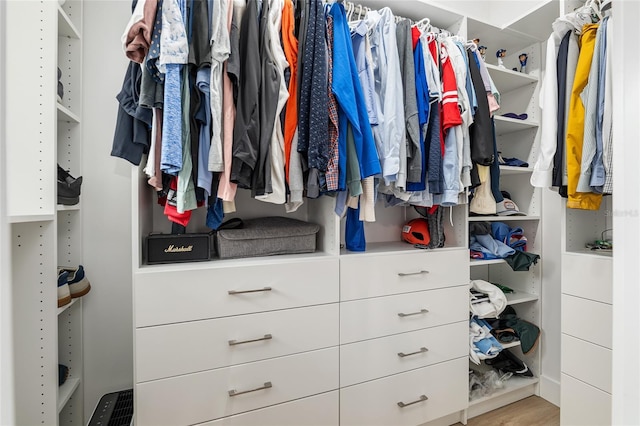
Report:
454,396,560,426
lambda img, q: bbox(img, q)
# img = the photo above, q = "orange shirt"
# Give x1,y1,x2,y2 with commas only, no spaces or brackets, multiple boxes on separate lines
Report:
281,0,298,183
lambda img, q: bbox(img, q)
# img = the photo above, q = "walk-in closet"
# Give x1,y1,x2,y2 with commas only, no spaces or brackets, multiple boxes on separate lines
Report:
2,0,639,425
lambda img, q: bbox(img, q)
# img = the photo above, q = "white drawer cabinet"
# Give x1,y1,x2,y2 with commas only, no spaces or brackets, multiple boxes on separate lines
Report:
136,304,339,382
561,374,612,426
340,286,468,344
561,253,612,426
340,249,468,301
136,347,339,426
134,249,468,426
561,334,612,393
135,257,339,327
197,391,339,426
561,294,612,349
340,321,467,387
561,254,612,303
340,357,468,426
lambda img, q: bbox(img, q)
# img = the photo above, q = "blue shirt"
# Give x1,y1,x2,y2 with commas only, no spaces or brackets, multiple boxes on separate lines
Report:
407,38,429,191
330,3,381,183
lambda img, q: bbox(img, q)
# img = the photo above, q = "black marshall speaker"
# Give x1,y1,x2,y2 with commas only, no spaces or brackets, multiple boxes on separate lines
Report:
145,233,213,264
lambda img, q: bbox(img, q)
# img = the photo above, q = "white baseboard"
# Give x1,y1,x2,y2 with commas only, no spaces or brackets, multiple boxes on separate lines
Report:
540,375,561,407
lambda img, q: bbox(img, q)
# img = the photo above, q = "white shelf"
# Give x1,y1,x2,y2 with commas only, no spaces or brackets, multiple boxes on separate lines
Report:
467,18,540,64
469,215,540,222
494,115,538,135
469,375,539,407
470,258,506,267
565,249,613,258
57,377,80,413
341,241,466,256
57,298,77,316
57,103,80,123
57,5,81,39
505,291,539,305
7,214,56,223
359,0,463,29
485,63,538,93
57,203,81,212
502,0,559,45
501,340,521,350
499,165,533,175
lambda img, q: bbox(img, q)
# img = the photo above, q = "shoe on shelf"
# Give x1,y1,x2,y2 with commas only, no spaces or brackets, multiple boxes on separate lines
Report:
57,270,71,308
59,364,69,386
57,67,64,104
57,164,82,206
58,265,91,298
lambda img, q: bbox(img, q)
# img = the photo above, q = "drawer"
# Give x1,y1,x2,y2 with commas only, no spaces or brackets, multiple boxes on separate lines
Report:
135,257,339,326
562,333,612,393
340,286,468,344
340,321,467,387
561,373,611,426
562,254,612,303
136,304,339,382
340,249,468,301
197,391,338,425
562,294,612,348
340,357,468,426
136,347,338,426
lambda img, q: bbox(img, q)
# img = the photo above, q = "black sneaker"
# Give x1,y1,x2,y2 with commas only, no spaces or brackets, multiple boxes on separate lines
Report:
58,165,82,205
57,67,64,103
485,349,534,377
59,364,69,386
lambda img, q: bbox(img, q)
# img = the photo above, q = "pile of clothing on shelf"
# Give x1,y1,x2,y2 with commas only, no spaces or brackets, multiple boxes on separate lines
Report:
469,221,539,271
468,279,540,379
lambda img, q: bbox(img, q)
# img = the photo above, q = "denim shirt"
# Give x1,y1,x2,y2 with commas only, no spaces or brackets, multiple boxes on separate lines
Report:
364,8,405,185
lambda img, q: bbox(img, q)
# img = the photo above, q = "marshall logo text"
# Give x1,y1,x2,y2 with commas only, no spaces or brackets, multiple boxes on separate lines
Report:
164,244,194,253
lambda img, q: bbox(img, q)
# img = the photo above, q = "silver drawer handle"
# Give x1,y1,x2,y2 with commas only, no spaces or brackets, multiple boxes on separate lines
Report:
397,395,428,408
228,287,272,295
397,347,429,358
228,381,273,397
398,308,429,318
397,270,430,277
228,334,273,346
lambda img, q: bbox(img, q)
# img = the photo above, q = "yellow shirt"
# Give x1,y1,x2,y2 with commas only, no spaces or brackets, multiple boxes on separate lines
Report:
566,23,603,210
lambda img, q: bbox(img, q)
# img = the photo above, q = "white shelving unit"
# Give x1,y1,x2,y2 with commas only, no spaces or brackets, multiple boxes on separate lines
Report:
2,1,84,425
467,9,547,418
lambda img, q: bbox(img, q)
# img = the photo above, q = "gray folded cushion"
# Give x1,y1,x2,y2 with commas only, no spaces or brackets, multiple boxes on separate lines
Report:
216,216,319,259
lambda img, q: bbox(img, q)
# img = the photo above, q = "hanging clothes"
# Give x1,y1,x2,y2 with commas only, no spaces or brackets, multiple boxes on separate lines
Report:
531,10,593,188
396,19,422,185
255,0,290,204
230,0,261,189
364,7,405,186
330,2,381,185
565,23,602,210
551,30,572,190
218,0,239,211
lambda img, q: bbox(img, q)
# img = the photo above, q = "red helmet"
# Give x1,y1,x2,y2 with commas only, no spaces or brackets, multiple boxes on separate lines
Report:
402,218,431,246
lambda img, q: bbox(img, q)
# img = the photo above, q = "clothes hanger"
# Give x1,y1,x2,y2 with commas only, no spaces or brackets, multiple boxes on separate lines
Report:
412,17,431,34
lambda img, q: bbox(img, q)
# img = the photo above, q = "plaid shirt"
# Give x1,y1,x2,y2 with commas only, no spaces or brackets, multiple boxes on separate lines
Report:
326,13,340,191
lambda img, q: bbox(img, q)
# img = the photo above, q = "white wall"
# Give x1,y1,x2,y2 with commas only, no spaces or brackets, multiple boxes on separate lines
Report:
81,1,134,421
540,188,562,405
612,2,640,424
0,1,16,423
